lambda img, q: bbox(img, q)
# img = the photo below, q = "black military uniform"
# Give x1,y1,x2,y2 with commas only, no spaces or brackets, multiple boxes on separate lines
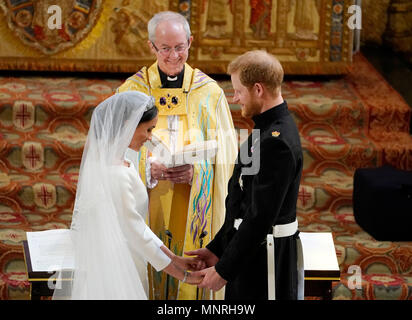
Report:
207,101,303,300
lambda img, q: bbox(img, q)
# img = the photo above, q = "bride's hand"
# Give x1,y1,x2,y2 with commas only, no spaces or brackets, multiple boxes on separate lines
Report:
151,161,168,181
173,255,206,271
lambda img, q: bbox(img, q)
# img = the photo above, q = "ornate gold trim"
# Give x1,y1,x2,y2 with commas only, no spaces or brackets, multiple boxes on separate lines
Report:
152,88,188,116
304,277,341,281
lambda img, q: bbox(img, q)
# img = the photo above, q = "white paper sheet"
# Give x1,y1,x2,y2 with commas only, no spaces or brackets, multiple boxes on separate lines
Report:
26,229,74,272
300,232,340,272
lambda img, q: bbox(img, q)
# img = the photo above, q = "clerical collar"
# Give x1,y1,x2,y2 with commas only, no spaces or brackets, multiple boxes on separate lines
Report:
252,101,289,129
158,66,185,88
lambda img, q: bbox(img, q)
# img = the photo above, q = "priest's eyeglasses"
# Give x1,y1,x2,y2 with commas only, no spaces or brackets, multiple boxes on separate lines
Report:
151,41,189,56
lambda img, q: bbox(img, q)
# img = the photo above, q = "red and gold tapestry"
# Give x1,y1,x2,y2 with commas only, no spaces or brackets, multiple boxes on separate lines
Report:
0,0,354,74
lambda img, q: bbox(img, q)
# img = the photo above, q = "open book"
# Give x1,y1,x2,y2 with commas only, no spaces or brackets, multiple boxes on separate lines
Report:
299,232,340,273
26,229,74,272
144,134,218,168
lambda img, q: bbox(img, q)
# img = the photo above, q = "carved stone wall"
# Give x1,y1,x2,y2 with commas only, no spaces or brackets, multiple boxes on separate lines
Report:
0,0,354,75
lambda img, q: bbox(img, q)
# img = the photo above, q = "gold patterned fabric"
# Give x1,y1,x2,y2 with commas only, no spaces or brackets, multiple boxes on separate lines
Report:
151,88,188,116
0,0,353,75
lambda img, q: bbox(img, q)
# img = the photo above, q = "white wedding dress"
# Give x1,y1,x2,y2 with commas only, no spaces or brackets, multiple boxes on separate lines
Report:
110,159,171,297
53,91,170,300
67,159,171,299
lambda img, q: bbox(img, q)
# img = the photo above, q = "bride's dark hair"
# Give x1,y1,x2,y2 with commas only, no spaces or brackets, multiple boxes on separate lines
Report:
92,93,157,142
140,104,158,124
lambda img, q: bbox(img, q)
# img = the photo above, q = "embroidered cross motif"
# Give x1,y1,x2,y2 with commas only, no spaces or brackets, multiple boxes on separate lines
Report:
26,145,40,168
38,185,53,207
298,187,312,207
33,183,56,209
23,142,44,171
13,101,34,129
15,104,31,127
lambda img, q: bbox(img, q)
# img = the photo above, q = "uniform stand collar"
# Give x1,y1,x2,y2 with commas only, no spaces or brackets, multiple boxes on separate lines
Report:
252,101,289,129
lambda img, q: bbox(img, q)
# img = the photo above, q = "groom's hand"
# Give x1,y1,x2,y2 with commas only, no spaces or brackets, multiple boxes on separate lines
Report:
185,248,219,269
193,267,227,291
173,255,206,272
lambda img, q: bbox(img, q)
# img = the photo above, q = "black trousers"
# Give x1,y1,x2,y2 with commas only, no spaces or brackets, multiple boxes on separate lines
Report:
224,234,298,300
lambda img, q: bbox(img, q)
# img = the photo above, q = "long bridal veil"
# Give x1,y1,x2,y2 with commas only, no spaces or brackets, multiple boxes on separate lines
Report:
53,91,154,300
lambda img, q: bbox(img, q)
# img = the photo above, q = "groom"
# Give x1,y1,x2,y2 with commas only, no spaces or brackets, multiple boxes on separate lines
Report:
188,50,304,300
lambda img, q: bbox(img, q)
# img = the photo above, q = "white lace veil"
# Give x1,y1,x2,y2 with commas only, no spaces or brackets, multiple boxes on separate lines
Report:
52,91,155,300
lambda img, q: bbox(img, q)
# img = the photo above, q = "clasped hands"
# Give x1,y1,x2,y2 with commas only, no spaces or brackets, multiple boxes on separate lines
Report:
173,248,227,291
151,161,193,185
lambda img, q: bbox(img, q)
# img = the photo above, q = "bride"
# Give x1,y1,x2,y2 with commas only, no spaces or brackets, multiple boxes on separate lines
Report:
53,91,203,300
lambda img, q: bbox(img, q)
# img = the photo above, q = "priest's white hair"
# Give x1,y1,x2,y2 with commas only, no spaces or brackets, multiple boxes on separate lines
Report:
148,11,191,43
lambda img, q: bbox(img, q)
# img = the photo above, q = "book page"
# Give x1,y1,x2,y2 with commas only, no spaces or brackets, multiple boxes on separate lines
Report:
299,232,339,271
145,134,171,154
174,140,218,166
145,135,217,168
26,229,74,272
182,140,217,152
144,134,173,167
